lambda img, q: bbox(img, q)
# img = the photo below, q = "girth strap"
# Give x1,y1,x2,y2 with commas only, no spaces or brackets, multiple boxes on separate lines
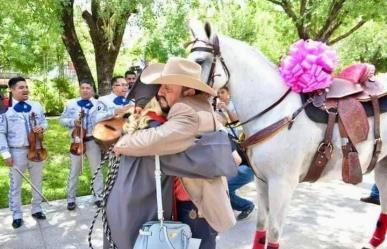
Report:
303,102,337,182
366,95,382,173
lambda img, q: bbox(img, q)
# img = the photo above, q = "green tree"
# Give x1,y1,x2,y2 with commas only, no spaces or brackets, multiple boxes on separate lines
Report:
132,0,196,63
196,1,296,64
264,0,387,44
0,0,64,74
60,0,142,94
337,20,387,72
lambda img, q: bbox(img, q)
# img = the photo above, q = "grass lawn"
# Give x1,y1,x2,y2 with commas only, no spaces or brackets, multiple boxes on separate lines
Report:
0,118,104,208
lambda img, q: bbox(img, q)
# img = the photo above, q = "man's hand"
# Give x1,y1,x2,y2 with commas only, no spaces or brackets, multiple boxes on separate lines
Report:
32,126,43,133
74,119,81,127
216,101,227,111
112,146,121,157
4,157,13,167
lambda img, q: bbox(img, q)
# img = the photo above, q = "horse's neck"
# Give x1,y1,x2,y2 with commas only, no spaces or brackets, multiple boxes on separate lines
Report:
219,36,302,134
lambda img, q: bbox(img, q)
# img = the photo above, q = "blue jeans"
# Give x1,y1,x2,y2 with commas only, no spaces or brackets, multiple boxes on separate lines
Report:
177,201,217,249
228,165,255,211
371,184,380,199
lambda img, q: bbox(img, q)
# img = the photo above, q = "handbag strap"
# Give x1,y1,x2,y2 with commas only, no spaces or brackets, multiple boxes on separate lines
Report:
155,155,164,224
155,155,190,249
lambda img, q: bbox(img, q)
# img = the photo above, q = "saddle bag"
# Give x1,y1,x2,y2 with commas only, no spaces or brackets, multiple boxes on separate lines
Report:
133,155,201,249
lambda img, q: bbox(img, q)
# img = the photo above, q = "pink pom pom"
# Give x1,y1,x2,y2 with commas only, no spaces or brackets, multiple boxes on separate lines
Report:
279,39,338,93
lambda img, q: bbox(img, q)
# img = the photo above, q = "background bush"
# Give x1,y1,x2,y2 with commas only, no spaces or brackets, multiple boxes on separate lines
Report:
31,77,77,116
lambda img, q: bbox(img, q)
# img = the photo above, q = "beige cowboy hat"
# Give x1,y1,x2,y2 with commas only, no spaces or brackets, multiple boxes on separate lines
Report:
140,57,217,96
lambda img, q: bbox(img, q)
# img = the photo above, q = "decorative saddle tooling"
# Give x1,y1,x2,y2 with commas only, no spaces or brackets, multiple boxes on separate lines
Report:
303,64,387,184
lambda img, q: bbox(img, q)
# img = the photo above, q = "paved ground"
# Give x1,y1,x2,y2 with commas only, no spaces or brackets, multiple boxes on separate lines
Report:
0,174,385,249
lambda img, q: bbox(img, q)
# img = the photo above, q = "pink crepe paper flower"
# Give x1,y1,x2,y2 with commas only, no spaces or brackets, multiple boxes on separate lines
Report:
279,39,338,93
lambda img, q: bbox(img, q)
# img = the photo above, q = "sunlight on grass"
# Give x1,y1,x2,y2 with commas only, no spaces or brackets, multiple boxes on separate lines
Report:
0,118,106,208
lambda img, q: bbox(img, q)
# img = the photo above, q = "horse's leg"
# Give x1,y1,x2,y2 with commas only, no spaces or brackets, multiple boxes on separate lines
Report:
266,177,297,249
366,156,387,249
252,178,269,249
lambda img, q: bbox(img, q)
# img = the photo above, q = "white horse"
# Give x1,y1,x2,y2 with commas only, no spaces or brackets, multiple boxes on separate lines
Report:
188,21,387,249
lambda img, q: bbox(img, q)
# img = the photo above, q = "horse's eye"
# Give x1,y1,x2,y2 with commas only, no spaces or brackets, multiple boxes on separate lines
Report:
195,59,205,65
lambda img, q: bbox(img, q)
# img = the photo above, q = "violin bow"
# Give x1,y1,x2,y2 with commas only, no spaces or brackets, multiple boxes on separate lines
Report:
14,167,51,206
80,110,84,174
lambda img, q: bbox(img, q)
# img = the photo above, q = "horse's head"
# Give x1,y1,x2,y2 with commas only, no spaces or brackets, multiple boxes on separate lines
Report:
187,20,229,92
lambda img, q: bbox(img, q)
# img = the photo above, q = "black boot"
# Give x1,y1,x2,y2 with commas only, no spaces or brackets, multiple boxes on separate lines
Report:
12,219,23,229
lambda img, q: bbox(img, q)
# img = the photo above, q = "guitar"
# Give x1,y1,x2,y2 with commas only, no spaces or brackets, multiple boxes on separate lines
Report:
93,105,134,149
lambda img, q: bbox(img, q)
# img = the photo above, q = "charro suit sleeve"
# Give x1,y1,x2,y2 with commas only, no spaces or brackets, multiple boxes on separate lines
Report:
114,102,199,156
0,113,10,159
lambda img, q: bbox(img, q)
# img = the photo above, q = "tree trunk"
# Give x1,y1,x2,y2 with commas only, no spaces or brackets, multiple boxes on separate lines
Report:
94,43,116,95
82,4,131,96
60,0,95,90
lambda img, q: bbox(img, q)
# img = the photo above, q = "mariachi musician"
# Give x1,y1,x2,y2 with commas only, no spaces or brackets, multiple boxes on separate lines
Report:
95,76,134,122
59,80,103,211
0,77,48,229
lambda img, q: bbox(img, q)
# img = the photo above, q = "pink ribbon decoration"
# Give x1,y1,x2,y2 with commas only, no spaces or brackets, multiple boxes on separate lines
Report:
279,39,338,93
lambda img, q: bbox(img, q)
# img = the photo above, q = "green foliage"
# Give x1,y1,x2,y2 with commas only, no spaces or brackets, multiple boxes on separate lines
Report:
52,77,77,99
336,21,387,72
31,77,77,116
195,1,297,64
135,0,193,62
263,0,387,44
0,0,64,74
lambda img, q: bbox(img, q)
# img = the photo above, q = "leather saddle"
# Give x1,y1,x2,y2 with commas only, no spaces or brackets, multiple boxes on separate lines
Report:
303,64,384,185
327,78,387,101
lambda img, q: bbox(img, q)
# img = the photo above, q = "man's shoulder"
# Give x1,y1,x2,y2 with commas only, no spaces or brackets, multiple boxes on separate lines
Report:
65,98,80,106
168,101,196,116
27,100,44,109
98,94,115,106
167,102,202,127
98,93,113,101
179,94,212,111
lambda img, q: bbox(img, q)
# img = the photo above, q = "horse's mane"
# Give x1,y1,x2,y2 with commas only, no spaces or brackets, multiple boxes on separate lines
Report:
219,34,279,73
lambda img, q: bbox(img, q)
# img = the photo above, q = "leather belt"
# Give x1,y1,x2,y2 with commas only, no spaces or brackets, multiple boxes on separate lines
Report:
9,146,29,149
84,136,95,142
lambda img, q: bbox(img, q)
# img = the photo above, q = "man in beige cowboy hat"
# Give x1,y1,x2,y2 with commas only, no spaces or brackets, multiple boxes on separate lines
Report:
111,57,237,249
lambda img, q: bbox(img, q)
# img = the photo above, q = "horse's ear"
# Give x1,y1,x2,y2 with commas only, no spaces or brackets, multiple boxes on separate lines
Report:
188,19,201,38
189,28,195,38
204,22,212,39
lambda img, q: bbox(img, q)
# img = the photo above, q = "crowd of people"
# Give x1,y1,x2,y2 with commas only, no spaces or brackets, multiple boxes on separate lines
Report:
0,58,255,249
0,57,381,249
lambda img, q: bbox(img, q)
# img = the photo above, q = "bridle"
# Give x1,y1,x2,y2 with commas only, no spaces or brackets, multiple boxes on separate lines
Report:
185,35,230,88
186,34,313,148
186,35,297,127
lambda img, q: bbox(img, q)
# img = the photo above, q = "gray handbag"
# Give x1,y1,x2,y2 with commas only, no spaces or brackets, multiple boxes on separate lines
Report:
133,155,201,249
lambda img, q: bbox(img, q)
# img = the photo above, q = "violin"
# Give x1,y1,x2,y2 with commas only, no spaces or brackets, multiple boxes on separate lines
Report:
27,112,48,162
70,109,86,155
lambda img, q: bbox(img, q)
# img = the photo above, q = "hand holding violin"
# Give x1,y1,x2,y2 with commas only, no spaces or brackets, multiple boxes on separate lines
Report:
32,126,44,133
4,157,13,167
74,119,81,127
